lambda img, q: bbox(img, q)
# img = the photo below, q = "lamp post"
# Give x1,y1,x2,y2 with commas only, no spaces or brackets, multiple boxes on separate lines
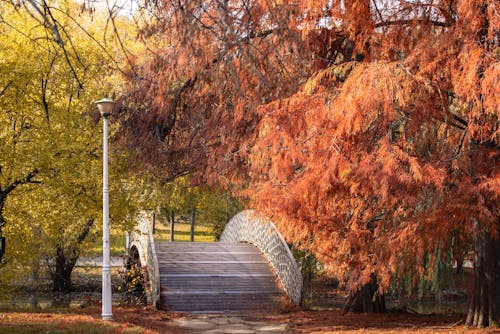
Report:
96,97,114,321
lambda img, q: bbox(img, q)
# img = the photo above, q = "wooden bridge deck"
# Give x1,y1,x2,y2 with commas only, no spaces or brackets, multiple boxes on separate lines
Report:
156,242,286,312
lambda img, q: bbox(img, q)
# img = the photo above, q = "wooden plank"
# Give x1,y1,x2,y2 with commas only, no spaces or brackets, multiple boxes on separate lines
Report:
161,290,282,295
156,242,259,252
156,253,266,261
159,262,273,272
157,260,267,264
155,241,286,312
160,273,275,277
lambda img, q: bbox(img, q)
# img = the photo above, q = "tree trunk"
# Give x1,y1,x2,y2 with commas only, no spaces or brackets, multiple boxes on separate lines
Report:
152,212,156,234
170,210,175,242
466,219,500,328
0,212,6,263
190,208,196,242
344,274,386,314
0,224,5,263
455,254,464,275
50,219,94,292
51,245,77,292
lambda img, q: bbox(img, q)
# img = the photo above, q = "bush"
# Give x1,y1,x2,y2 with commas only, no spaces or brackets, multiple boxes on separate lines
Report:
118,264,146,304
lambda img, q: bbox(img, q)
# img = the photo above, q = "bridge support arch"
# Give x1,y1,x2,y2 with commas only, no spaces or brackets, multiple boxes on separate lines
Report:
126,211,160,306
220,210,303,305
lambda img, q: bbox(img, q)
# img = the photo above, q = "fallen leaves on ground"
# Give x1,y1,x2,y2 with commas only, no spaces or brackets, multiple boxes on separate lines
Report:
259,309,500,333
1,305,500,333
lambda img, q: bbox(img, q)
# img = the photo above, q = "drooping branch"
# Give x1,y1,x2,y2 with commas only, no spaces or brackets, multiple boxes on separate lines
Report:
104,0,138,77
155,76,197,142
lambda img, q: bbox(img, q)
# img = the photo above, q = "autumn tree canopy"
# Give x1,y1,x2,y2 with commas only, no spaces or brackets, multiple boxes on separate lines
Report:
0,0,143,291
119,0,498,327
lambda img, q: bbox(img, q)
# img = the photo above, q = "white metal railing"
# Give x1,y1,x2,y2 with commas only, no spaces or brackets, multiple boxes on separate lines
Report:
220,210,303,305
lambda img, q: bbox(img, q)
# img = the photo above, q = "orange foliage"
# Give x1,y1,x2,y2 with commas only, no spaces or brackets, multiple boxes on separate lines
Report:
119,0,499,304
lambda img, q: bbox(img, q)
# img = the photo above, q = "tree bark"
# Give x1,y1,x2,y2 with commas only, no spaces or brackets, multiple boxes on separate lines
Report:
0,213,5,263
152,212,156,234
466,219,500,328
0,224,5,263
50,219,94,292
190,208,196,242
344,274,386,314
170,210,175,242
51,245,77,292
0,169,40,262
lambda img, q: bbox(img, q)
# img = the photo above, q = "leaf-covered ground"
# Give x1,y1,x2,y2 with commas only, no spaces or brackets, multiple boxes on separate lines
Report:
1,306,498,333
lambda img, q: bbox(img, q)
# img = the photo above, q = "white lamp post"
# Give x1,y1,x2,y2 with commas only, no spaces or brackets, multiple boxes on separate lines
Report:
96,97,114,321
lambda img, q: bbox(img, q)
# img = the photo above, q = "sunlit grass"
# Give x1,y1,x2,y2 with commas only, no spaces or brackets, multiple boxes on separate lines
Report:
153,221,216,242
86,220,216,257
86,231,128,257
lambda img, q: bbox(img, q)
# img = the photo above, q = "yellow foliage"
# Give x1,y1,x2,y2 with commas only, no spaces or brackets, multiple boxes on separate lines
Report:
0,0,143,282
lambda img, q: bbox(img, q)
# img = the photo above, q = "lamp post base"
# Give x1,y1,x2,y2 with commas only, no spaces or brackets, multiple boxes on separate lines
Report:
102,266,112,321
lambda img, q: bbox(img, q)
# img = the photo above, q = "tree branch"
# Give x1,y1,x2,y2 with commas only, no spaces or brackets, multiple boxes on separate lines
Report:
156,76,197,141
41,54,57,123
76,218,95,244
0,81,12,98
375,19,450,28
0,169,41,204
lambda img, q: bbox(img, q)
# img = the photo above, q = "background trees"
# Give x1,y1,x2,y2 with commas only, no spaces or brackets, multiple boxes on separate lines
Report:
0,1,140,291
138,174,243,239
118,0,499,327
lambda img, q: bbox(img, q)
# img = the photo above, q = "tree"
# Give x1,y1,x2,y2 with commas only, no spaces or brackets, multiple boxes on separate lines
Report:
118,0,498,326
0,0,141,291
137,173,243,238
116,0,315,183
247,0,499,324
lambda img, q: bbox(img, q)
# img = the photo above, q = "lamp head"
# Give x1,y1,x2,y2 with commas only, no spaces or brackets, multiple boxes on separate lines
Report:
95,97,115,117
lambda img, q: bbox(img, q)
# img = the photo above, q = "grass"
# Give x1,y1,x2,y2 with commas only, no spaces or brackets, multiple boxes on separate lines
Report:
86,232,128,257
86,220,216,257
153,221,216,242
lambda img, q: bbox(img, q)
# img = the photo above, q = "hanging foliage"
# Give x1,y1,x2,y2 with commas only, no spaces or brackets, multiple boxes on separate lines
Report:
119,0,499,326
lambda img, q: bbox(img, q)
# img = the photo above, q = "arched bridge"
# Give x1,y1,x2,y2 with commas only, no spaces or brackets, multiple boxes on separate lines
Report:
128,210,302,312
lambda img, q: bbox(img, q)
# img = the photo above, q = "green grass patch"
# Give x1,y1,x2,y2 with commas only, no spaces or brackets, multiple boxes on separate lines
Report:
86,220,216,257
86,231,127,257
153,221,215,242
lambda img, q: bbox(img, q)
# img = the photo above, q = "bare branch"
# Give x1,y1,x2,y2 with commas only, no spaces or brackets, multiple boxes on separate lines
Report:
375,19,450,28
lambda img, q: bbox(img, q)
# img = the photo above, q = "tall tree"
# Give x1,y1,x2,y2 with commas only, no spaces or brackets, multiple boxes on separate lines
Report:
119,0,498,326
0,0,141,290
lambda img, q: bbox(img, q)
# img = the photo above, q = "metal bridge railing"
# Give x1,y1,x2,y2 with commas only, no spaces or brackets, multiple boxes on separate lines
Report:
220,210,303,305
